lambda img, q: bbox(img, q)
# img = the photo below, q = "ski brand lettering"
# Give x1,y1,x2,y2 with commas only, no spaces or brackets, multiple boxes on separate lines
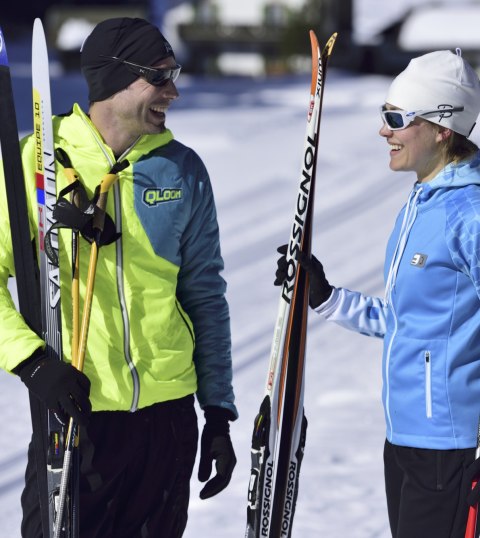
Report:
281,132,317,304
44,155,57,222
316,56,323,97
34,92,60,308
143,187,182,206
281,461,297,535
34,104,43,172
34,99,45,250
308,53,323,121
49,267,61,306
44,153,60,308
261,460,274,536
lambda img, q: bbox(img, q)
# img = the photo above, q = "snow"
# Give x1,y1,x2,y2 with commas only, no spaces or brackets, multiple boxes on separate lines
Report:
2,4,480,536
398,5,480,50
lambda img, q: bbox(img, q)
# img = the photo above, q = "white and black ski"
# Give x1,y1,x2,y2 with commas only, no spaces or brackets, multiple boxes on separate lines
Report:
245,30,336,538
32,18,78,537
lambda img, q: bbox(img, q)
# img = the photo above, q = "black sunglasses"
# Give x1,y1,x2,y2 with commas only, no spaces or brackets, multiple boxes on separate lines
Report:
103,55,181,86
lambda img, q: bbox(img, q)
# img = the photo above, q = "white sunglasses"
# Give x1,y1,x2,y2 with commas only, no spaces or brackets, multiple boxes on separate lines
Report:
380,106,464,130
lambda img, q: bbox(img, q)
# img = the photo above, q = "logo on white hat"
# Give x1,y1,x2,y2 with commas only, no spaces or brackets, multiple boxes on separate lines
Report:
437,104,457,123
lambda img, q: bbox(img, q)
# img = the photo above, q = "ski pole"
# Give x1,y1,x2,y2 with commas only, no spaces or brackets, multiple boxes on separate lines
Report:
465,416,480,538
54,147,82,538
53,158,128,538
76,158,128,371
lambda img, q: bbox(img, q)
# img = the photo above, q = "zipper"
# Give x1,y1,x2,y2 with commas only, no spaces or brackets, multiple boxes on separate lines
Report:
384,187,422,306
384,293,397,440
82,116,141,412
384,187,423,439
113,180,140,412
425,351,432,418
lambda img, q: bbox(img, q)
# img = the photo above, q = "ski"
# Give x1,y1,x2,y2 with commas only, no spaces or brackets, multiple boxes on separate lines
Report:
245,30,337,538
32,18,78,537
0,23,51,538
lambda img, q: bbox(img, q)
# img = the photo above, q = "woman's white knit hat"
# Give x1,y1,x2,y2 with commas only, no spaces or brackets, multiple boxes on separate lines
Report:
386,49,480,137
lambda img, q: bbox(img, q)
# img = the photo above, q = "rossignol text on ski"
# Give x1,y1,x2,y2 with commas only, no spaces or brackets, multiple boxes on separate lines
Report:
245,30,337,538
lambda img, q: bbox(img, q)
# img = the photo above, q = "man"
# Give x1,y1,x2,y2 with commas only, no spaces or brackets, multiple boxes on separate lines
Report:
0,17,237,537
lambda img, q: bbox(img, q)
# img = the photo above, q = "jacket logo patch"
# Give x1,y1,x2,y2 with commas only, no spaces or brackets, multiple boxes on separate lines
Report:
410,253,428,268
143,188,182,206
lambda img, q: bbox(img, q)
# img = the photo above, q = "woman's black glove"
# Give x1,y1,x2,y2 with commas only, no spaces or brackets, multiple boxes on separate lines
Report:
198,406,237,499
16,349,92,426
274,244,333,308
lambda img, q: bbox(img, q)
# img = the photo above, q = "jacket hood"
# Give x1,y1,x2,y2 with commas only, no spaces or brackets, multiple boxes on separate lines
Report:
423,150,480,195
385,150,480,305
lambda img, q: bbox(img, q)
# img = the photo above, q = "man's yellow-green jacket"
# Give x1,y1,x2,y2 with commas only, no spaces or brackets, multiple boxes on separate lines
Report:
0,104,237,417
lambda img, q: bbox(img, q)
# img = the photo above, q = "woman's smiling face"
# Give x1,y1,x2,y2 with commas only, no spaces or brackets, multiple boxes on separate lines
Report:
379,104,449,183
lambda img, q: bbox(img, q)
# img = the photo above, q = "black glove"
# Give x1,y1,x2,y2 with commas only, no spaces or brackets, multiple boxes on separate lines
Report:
198,406,236,500
466,456,480,506
274,244,333,308
16,349,92,426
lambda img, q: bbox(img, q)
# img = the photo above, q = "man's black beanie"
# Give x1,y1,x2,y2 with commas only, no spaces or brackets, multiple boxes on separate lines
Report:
80,17,175,102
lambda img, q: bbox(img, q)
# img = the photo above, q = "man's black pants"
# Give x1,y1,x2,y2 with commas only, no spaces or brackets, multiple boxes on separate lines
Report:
21,395,198,537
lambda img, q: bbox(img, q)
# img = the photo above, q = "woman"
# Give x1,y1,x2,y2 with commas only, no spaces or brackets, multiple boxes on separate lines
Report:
276,50,480,537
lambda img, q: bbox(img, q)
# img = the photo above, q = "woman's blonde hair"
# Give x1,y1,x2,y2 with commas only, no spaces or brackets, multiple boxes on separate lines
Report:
443,131,479,163
431,122,479,163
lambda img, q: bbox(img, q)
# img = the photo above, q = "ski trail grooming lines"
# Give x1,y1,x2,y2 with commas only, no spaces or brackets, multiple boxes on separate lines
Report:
0,24,51,538
245,30,337,538
465,417,480,538
53,157,128,538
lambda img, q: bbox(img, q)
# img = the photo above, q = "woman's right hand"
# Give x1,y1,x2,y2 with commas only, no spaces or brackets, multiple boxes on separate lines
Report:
274,244,333,308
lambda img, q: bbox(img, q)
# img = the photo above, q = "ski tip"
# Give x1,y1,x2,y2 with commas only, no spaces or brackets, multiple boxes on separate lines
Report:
325,32,338,55
308,30,321,96
33,18,46,39
309,29,319,46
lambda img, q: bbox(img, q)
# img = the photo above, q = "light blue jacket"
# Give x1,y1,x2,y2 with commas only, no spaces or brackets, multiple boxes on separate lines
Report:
318,152,480,449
